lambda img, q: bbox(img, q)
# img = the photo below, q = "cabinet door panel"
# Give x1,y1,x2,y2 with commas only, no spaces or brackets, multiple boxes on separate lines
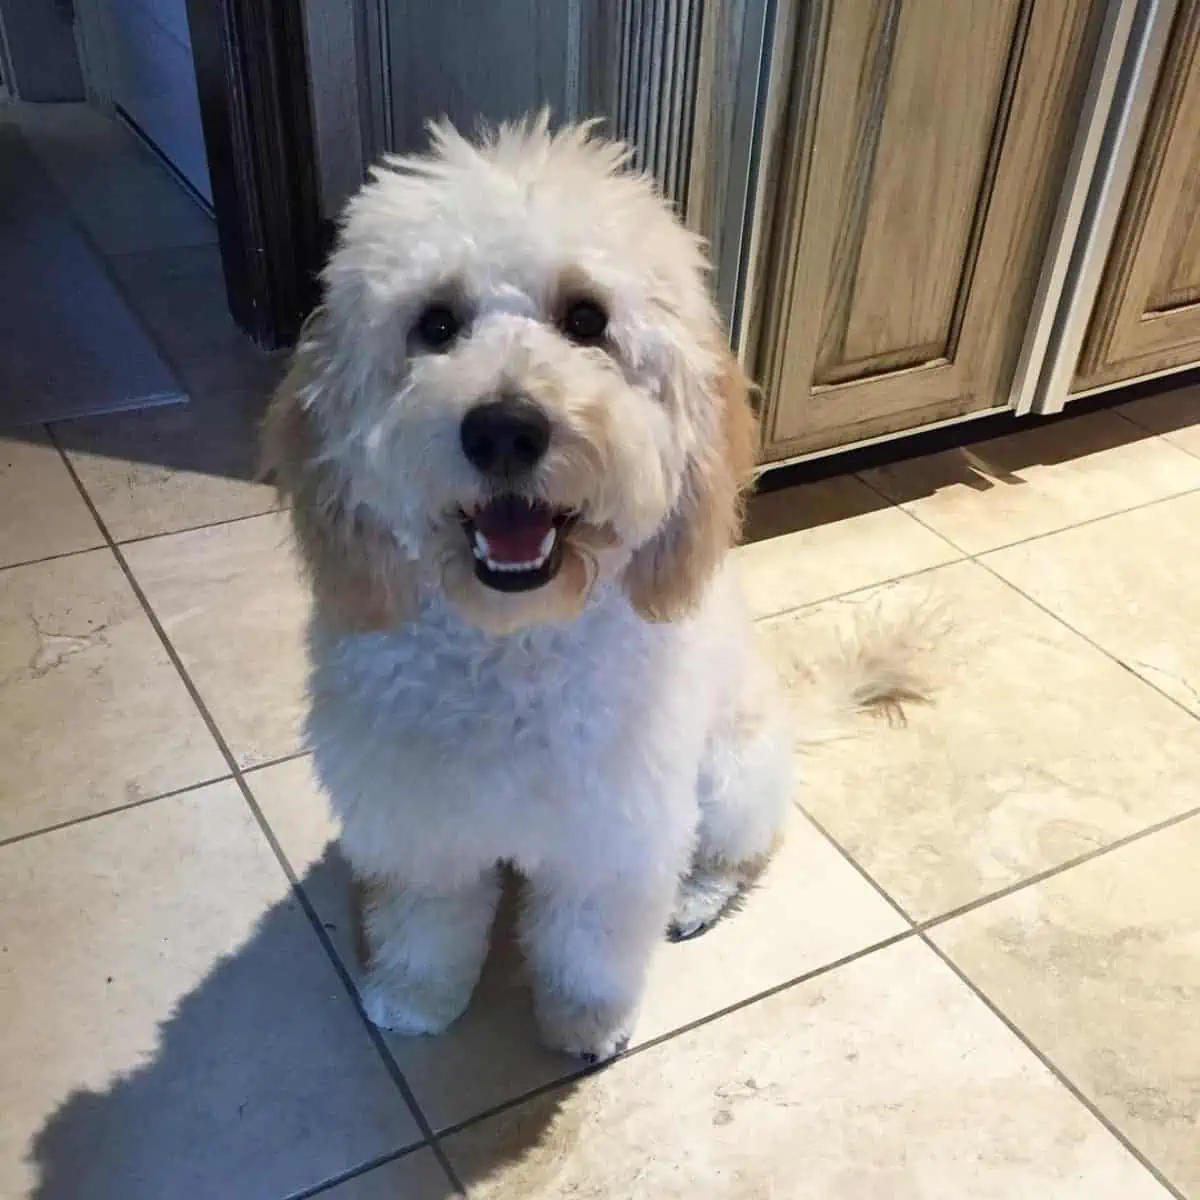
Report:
816,0,1017,384
1076,0,1200,391
759,0,1097,461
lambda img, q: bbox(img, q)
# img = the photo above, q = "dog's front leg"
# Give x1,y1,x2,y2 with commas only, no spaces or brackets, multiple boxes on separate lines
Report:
520,867,677,1063
356,868,501,1036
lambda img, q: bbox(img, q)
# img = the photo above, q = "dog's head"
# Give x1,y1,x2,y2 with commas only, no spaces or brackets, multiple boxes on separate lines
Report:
264,116,757,636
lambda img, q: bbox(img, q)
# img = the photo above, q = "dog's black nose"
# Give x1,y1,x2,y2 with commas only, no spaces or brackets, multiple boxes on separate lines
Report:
460,395,551,475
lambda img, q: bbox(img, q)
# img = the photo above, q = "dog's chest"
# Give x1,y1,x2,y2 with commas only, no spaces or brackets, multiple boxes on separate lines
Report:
319,592,667,768
308,582,743,874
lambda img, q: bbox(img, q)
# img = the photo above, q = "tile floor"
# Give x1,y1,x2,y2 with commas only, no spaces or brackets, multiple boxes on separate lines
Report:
3,378,1198,1198
1,108,1198,1197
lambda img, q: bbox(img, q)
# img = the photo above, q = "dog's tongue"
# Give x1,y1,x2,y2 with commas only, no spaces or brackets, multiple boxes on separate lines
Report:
474,498,554,563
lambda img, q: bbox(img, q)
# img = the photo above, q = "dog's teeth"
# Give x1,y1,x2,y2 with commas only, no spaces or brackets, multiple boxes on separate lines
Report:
471,514,559,577
482,554,546,573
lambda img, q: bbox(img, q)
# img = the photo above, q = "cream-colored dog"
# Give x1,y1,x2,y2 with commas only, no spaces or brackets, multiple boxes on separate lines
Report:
264,117,913,1062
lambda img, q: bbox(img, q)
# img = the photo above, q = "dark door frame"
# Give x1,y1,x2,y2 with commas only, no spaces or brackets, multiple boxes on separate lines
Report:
186,0,326,350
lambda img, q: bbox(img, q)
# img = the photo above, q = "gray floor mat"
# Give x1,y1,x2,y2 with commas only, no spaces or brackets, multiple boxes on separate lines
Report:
0,124,185,426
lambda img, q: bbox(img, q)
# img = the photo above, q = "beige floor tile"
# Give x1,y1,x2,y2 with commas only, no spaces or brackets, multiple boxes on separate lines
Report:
932,817,1200,1196
1120,383,1200,457
443,939,1169,1199
107,246,284,401
0,781,421,1200
861,410,1200,554
251,754,904,1129
0,430,102,568
10,102,216,256
107,246,240,351
638,809,905,1041
56,390,279,542
0,550,226,840
124,513,310,767
320,1150,456,1198
761,561,1200,921
250,755,576,1130
987,491,1200,717
738,475,960,618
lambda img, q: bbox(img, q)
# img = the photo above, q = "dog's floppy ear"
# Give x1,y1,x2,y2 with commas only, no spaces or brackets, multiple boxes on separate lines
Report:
261,317,414,632
624,343,758,621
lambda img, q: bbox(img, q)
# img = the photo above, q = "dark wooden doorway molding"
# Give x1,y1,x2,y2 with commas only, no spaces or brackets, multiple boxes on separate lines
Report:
186,0,325,349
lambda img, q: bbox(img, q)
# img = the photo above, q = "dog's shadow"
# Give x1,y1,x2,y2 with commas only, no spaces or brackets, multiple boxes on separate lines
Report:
29,845,588,1199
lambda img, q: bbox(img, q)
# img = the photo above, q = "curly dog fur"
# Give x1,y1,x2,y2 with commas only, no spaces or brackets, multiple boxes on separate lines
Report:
263,116,920,1061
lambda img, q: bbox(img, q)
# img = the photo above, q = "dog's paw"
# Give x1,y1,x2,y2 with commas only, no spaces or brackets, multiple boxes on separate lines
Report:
667,870,746,942
535,993,634,1064
359,974,469,1037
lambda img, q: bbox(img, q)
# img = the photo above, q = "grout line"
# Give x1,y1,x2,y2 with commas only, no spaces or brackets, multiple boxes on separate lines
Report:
110,105,217,219
790,802,919,927
0,489,284,582
240,810,461,1193
0,772,233,851
919,804,1200,932
793,797,1190,1196
0,501,280,577
847,467,1200,725
750,479,1200,632
751,559,960,627
286,1140,464,1200
242,746,313,775
920,934,1188,1200
975,560,1200,726
112,504,286,548
0,540,109,576
1111,403,1200,464
854,468,1200,562
46,427,465,1193
0,747,319,853
426,927,919,1145
969,483,1200,559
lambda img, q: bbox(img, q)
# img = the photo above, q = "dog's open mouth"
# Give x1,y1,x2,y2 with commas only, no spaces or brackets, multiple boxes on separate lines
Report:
461,496,573,592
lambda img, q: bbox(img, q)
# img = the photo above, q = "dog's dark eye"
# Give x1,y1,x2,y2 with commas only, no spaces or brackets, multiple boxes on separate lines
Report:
413,305,462,352
560,299,608,345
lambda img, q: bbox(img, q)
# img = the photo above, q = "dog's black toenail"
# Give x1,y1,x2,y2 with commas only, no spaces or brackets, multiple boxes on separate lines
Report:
667,883,751,943
579,1036,629,1067
667,919,712,943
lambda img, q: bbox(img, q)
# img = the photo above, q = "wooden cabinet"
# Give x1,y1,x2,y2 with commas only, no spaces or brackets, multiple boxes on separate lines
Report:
1074,0,1200,392
300,0,1200,448
754,0,1100,462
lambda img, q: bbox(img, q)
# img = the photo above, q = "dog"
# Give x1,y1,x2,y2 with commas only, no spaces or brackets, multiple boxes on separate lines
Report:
263,116,922,1062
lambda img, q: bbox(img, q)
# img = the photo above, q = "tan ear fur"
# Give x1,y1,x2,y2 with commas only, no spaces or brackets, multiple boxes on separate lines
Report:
624,345,759,621
261,343,413,633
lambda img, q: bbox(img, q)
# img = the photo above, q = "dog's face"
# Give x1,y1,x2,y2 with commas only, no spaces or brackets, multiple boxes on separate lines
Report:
264,118,756,636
